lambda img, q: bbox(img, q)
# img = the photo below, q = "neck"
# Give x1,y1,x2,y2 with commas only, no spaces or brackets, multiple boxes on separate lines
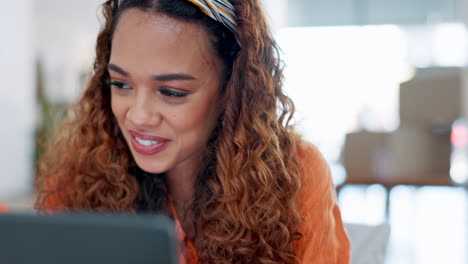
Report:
165,157,202,203
166,174,195,203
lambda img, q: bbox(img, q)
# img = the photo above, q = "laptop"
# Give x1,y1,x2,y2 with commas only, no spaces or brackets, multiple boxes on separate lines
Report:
0,212,178,264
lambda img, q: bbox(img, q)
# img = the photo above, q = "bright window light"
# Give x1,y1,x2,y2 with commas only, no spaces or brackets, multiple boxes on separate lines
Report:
432,23,468,67
450,153,468,185
277,25,411,161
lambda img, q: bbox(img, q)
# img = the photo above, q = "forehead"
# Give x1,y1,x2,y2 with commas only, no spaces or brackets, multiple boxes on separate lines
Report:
110,9,219,75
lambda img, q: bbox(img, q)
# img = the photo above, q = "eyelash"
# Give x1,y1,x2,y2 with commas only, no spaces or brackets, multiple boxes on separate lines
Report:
158,88,188,98
107,80,188,98
108,80,131,89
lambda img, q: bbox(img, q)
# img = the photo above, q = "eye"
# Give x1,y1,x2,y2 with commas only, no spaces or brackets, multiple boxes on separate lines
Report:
158,88,188,98
107,80,132,89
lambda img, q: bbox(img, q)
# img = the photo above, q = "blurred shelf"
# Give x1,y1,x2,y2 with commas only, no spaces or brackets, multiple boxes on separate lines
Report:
340,173,453,189
1,193,36,212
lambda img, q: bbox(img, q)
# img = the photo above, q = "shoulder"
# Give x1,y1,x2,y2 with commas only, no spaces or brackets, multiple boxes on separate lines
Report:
296,140,330,179
294,138,335,225
295,139,334,205
293,138,351,263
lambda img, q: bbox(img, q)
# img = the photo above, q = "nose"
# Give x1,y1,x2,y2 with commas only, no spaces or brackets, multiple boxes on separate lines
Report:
126,91,162,129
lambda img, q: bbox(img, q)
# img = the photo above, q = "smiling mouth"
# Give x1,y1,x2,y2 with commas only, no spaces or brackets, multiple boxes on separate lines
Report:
134,136,159,146
129,130,170,155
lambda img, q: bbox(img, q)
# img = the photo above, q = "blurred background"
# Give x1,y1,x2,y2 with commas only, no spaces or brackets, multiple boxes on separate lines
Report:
1,0,467,263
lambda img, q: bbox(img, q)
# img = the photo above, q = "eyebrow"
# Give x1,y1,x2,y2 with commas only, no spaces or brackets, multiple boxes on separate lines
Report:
107,63,196,81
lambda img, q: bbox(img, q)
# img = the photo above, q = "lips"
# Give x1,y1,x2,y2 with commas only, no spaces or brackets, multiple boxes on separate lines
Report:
129,130,169,142
129,130,170,155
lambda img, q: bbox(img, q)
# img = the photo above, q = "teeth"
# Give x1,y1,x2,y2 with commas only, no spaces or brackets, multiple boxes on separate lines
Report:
135,137,159,146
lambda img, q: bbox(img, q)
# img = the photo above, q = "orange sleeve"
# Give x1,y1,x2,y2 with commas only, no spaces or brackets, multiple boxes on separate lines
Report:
36,174,68,213
294,142,351,264
0,203,8,212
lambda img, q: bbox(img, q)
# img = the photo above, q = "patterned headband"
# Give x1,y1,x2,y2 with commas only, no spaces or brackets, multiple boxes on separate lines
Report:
106,0,240,46
186,0,240,46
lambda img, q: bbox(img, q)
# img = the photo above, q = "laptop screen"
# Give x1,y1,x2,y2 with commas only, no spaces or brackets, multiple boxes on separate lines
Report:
0,212,178,264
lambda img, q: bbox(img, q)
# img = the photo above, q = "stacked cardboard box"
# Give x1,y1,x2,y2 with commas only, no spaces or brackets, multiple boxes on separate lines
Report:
343,68,460,186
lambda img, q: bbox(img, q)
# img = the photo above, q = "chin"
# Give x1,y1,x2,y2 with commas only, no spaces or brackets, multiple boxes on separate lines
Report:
134,158,169,174
132,153,169,174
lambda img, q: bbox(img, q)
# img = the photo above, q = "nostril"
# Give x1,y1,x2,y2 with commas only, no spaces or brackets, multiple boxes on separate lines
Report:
126,107,162,127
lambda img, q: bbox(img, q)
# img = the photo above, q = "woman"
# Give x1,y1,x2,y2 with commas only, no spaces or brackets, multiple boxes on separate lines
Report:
35,0,350,263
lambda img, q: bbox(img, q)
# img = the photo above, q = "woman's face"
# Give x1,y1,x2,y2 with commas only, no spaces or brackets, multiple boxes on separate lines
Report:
109,9,223,175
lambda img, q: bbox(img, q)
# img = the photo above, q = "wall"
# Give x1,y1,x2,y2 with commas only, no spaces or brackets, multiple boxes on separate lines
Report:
0,0,35,199
34,0,102,104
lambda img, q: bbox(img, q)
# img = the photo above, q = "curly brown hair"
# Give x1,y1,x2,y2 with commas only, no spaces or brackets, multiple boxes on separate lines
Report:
36,0,304,263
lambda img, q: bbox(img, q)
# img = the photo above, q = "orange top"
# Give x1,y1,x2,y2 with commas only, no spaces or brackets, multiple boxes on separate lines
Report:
41,141,350,263
168,142,351,264
0,204,8,213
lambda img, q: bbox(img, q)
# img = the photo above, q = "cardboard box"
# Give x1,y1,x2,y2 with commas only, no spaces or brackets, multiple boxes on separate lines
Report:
400,68,462,127
388,125,450,181
343,132,391,183
343,125,451,185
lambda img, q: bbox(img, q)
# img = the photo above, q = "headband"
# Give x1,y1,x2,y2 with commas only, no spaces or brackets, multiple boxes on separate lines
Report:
186,0,240,46
106,0,241,46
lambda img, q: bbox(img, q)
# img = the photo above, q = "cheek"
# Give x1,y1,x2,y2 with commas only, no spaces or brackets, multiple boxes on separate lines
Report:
171,101,219,143
111,94,128,122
